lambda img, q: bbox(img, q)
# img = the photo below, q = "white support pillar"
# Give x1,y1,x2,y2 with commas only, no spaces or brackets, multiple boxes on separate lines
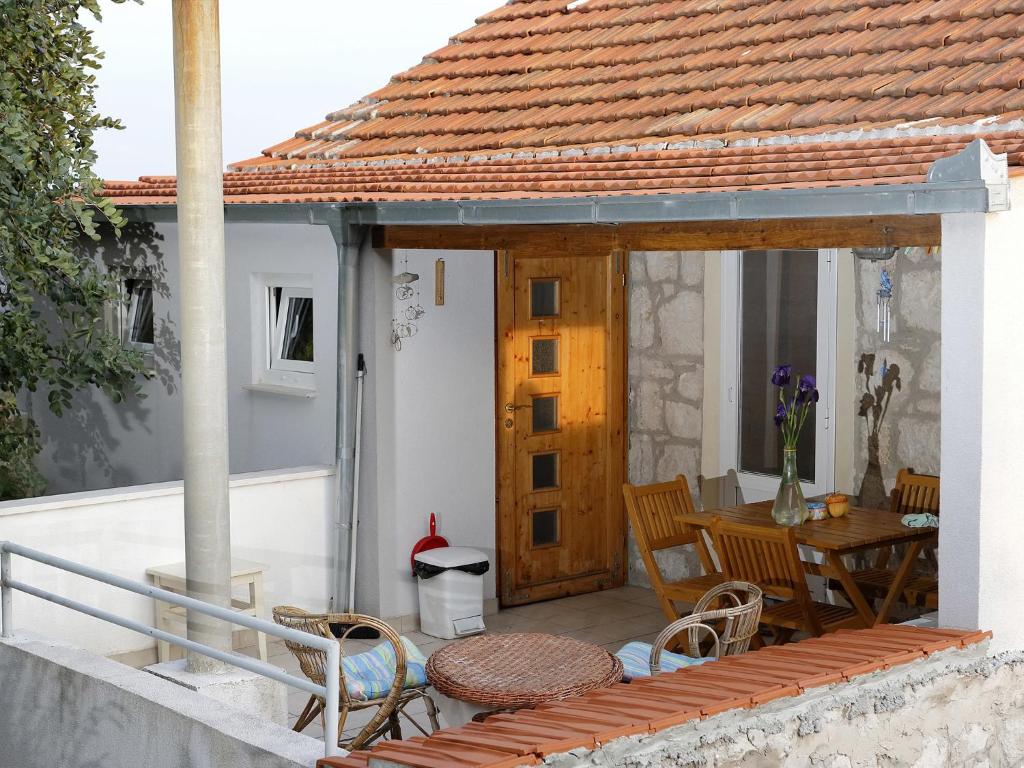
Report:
939,177,1024,653
172,0,233,672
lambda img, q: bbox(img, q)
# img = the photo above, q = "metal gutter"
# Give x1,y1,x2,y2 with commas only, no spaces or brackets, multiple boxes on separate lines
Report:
117,139,1010,228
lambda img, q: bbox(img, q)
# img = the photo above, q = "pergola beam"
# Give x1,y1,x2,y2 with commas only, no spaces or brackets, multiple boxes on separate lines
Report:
373,214,941,252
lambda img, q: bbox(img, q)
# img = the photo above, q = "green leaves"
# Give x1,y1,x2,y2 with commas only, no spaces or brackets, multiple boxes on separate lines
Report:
0,0,147,500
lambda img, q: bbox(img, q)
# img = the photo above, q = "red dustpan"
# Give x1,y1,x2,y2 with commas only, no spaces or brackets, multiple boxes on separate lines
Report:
410,513,449,572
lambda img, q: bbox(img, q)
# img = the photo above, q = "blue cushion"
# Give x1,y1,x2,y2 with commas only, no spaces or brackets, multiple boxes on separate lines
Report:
341,636,428,702
616,640,714,681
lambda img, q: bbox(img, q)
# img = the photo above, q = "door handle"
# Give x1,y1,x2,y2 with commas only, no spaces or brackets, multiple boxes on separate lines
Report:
504,402,532,413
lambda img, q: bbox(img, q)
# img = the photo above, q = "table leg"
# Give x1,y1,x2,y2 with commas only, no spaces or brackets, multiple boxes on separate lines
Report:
875,540,925,626
825,551,877,627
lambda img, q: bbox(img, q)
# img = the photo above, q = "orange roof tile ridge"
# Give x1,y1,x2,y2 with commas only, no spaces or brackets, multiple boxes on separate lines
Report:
227,117,1024,173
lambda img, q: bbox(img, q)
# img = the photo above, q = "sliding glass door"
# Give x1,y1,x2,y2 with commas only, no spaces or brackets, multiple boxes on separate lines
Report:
720,249,836,503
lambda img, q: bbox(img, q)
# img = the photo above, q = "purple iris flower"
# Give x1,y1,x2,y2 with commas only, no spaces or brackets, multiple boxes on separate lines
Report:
774,402,787,427
798,374,816,393
771,364,792,387
810,389,820,403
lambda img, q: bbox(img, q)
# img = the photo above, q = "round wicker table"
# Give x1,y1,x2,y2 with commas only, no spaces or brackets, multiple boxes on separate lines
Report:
426,632,623,714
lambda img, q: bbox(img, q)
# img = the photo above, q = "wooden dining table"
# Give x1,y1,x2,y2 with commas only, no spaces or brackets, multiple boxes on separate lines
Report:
675,501,938,627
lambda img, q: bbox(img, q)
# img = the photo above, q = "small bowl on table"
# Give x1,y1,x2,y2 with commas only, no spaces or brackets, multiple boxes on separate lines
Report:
806,502,829,521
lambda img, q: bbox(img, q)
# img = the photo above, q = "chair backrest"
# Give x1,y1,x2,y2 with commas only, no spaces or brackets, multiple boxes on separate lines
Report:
710,518,821,634
890,468,940,515
650,581,764,670
623,475,715,584
272,606,406,707
697,469,744,509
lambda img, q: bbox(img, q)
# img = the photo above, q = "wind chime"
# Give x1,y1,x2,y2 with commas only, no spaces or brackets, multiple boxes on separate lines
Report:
876,268,893,343
392,254,424,351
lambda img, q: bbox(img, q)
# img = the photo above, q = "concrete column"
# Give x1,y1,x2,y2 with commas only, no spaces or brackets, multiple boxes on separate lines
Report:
172,0,232,671
939,182,1024,653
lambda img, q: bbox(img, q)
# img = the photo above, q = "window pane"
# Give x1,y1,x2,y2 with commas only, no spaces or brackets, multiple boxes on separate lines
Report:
531,396,559,433
532,452,559,490
531,338,558,375
125,279,154,345
739,250,817,481
530,278,559,318
281,296,314,362
532,509,559,547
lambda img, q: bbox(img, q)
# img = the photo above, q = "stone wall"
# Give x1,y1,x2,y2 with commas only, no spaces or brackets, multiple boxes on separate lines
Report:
543,642,1024,768
853,247,941,503
626,251,705,587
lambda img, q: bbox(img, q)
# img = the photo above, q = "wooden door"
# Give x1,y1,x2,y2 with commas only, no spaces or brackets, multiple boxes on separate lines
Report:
496,245,627,606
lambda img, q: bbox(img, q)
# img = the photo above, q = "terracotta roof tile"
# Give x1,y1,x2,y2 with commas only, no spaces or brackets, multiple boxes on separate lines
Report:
330,626,990,768
106,0,1024,205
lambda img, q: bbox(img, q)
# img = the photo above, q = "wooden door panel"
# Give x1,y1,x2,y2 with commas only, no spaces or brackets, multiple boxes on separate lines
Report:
497,247,626,606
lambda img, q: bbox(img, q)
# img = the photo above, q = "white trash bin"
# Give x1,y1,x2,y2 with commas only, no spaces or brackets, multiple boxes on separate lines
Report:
413,546,489,640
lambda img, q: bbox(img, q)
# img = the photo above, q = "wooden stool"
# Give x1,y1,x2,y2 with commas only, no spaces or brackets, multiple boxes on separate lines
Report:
146,559,268,663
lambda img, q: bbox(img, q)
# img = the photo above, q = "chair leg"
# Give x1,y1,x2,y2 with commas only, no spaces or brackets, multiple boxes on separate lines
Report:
424,693,440,733
388,711,402,740
293,695,321,732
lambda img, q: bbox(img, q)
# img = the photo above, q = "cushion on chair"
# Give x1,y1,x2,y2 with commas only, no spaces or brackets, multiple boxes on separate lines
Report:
342,636,428,701
615,640,713,681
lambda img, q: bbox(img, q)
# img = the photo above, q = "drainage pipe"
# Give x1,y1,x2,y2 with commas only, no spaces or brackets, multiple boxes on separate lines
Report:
171,0,233,672
330,219,365,612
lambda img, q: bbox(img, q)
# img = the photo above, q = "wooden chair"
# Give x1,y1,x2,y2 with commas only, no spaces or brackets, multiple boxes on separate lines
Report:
710,518,864,644
272,606,439,750
847,469,940,609
623,475,723,622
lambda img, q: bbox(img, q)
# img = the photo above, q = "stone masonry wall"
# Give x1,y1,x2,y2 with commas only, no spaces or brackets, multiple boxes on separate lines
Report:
626,251,705,588
543,642,1024,768
853,247,941,499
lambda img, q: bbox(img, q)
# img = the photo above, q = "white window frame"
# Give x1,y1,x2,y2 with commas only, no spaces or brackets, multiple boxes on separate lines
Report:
270,287,315,374
250,273,316,392
718,249,838,503
107,276,155,357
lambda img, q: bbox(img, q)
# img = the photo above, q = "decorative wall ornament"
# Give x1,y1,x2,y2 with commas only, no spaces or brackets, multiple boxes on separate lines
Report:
392,255,423,351
877,268,893,342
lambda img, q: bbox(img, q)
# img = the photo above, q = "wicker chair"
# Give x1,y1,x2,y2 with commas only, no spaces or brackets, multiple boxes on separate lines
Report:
648,581,763,672
272,606,439,750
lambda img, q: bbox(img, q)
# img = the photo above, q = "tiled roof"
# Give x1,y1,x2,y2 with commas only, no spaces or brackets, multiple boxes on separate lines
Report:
316,626,990,768
105,0,1024,205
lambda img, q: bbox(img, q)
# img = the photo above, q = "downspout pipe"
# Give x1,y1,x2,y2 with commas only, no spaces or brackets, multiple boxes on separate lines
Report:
328,214,366,612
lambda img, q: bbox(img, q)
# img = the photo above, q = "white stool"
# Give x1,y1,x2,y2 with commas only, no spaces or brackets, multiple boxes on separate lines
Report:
146,559,268,663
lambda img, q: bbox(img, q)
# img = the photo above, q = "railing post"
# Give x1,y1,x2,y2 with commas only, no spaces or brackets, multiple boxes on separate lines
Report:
324,641,341,757
1,545,12,638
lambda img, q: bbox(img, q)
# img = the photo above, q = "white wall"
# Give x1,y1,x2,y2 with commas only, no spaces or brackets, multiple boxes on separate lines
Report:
0,466,335,656
30,220,339,494
358,248,496,619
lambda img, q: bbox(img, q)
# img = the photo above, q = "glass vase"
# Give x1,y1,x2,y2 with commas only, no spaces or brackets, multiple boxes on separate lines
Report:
772,448,808,526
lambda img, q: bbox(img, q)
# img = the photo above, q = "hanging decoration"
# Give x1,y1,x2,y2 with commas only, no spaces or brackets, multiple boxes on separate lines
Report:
392,254,423,351
876,268,893,343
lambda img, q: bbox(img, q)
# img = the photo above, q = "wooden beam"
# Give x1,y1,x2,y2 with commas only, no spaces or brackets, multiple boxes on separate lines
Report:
373,215,941,252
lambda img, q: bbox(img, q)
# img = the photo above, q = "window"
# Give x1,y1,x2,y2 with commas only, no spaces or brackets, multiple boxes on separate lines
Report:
270,287,314,373
111,277,154,354
250,273,316,392
720,250,836,502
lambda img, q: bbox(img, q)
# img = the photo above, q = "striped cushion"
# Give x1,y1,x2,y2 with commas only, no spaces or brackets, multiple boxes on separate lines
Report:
616,640,713,681
342,637,428,702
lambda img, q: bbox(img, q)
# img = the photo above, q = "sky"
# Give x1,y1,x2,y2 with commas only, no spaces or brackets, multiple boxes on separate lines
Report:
87,0,498,180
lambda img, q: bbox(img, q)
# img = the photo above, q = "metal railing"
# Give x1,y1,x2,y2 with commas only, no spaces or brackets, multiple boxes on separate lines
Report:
0,540,341,758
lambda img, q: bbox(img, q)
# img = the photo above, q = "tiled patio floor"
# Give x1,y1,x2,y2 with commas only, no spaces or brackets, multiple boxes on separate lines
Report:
262,585,669,744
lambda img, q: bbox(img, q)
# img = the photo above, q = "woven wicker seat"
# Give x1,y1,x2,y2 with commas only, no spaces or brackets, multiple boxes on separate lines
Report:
426,632,622,710
272,606,439,750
